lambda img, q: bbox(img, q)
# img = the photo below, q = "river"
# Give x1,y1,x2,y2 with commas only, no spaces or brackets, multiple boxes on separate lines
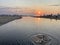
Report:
0,17,60,45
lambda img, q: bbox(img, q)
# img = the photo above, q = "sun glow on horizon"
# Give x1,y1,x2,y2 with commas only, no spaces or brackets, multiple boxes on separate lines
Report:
34,10,43,16
38,11,41,14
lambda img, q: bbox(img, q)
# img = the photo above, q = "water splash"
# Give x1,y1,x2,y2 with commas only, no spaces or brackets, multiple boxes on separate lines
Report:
31,33,59,45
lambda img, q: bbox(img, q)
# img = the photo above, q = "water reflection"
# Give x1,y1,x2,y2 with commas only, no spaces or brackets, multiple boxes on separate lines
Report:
0,17,60,45
34,18,41,25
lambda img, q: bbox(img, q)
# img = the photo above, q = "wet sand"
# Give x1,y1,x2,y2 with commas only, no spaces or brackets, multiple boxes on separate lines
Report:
0,15,22,26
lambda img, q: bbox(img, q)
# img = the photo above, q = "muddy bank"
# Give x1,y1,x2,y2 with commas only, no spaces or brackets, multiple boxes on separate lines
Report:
0,15,22,26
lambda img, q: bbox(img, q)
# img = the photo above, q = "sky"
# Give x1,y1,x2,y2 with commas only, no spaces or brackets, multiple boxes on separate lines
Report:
0,0,60,15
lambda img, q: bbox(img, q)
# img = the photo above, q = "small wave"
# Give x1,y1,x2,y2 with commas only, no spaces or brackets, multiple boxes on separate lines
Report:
31,33,60,45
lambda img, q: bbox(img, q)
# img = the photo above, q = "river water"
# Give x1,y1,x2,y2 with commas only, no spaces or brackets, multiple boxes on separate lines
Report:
0,17,60,45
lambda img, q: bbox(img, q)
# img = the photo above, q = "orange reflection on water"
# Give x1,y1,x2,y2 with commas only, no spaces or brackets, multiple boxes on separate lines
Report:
34,18,41,25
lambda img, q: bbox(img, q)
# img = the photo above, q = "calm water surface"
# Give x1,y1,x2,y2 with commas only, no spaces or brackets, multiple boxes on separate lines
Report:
0,17,60,45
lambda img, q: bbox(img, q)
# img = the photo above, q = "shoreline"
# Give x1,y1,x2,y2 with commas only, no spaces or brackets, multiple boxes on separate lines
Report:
0,15,22,26
32,15,60,20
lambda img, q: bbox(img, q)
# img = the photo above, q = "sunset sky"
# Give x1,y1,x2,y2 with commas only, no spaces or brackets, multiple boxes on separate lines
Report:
0,0,60,15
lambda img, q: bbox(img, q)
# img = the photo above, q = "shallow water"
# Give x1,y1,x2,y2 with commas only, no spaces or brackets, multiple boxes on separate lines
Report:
0,17,60,45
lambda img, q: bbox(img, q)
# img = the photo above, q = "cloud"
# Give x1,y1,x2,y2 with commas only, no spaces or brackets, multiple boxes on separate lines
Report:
0,6,34,15
49,4,60,6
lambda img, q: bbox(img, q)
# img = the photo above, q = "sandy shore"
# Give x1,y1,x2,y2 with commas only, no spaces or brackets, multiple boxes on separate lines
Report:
0,15,22,26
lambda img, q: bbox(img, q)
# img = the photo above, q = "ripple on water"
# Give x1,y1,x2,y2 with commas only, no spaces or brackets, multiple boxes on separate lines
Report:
31,33,59,45
0,33,59,45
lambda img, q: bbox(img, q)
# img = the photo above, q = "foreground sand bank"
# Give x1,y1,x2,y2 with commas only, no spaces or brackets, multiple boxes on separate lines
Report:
0,15,22,26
